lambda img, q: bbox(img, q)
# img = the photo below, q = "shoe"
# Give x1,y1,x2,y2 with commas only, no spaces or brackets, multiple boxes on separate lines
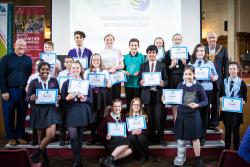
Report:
29,140,38,146
195,156,203,167
17,138,28,144
200,139,206,146
72,162,82,167
59,140,65,146
8,139,17,146
174,154,186,166
86,140,97,146
159,140,167,146
102,155,115,167
214,126,220,132
42,149,49,165
31,149,42,163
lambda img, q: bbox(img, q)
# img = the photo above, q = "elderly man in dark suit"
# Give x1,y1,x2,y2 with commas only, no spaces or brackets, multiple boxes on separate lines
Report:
0,39,32,145
138,45,168,146
205,32,229,131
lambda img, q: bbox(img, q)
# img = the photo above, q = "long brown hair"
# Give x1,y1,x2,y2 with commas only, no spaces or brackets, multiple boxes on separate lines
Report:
89,53,103,72
71,60,84,79
190,43,209,64
128,98,148,121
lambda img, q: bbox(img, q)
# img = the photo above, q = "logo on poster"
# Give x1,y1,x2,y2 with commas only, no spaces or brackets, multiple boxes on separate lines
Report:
0,4,7,16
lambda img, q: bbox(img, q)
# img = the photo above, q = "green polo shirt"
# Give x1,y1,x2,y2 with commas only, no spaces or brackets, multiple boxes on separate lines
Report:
124,52,145,88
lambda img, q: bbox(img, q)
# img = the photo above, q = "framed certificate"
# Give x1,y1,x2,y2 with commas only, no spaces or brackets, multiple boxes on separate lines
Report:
87,73,106,87
107,123,126,137
222,97,243,113
74,57,88,69
68,79,89,95
58,76,70,91
35,89,58,104
109,71,127,85
163,89,183,104
40,53,56,65
103,57,117,69
195,67,210,80
126,116,147,132
142,72,161,86
170,47,188,59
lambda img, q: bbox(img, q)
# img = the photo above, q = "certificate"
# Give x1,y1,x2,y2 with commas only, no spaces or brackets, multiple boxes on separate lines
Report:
103,57,117,69
74,57,88,69
142,72,161,86
170,47,188,59
109,71,127,85
163,89,183,104
58,76,70,91
183,91,196,106
195,67,210,80
35,89,58,104
68,79,89,95
107,123,126,137
222,97,243,113
40,53,56,65
126,116,147,132
87,73,106,87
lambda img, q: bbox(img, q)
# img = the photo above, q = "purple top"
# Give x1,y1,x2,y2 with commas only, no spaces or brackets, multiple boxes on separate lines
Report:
68,47,92,68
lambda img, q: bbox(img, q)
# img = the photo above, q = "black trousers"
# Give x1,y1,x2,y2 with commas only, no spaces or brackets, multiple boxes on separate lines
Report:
125,87,141,112
111,83,121,99
90,110,103,142
224,123,240,150
128,134,149,157
209,90,220,127
59,103,67,141
144,91,165,140
199,90,212,139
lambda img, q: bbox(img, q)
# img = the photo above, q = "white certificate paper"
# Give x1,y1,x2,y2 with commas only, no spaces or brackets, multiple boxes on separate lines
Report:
68,79,89,95
40,53,56,65
163,89,183,104
170,47,188,59
222,97,243,113
109,71,127,85
88,73,106,87
142,72,161,86
126,116,147,131
108,123,126,137
195,67,210,80
58,76,70,91
35,89,58,104
74,58,88,69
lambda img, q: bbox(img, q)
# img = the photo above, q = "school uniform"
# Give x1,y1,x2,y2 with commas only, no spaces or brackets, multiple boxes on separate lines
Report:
138,61,168,143
27,77,59,129
97,113,131,154
68,47,92,69
174,80,208,140
220,77,247,150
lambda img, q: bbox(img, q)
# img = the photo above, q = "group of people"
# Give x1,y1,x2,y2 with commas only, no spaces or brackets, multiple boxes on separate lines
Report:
0,31,248,167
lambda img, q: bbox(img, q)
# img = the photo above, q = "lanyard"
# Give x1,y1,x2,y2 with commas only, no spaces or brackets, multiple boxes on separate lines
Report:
75,48,84,58
38,76,50,89
227,77,239,97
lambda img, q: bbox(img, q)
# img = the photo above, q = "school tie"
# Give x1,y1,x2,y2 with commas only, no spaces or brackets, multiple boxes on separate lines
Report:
198,60,202,66
151,63,154,72
230,80,234,97
78,48,82,57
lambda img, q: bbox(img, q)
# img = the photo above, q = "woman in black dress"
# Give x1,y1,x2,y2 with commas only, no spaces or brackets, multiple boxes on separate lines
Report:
61,61,93,167
27,61,59,165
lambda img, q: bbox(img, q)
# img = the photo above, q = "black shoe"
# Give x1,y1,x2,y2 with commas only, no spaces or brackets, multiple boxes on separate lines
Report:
29,140,38,146
159,140,167,146
195,156,203,167
102,155,115,167
86,139,97,146
72,162,82,167
31,149,42,163
200,139,206,146
42,149,49,165
59,140,65,146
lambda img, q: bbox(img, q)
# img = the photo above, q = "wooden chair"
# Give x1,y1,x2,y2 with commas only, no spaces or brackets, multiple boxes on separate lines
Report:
218,149,250,167
0,149,42,167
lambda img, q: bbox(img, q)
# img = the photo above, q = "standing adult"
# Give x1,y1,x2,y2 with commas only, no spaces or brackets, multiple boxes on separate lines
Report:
0,39,32,145
205,32,228,131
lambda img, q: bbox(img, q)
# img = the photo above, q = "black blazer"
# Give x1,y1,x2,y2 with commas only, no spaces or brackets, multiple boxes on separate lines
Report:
138,61,168,104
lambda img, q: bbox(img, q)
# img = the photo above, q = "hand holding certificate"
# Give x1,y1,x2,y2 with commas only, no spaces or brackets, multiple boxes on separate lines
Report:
109,71,127,85
222,97,243,113
35,89,58,104
170,47,188,59
108,123,126,137
142,72,161,86
68,79,89,95
162,89,183,104
195,67,210,80
40,53,56,65
126,116,147,131
87,73,106,87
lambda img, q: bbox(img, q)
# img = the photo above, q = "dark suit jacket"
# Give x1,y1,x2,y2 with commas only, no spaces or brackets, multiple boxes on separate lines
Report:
205,45,229,89
138,61,168,104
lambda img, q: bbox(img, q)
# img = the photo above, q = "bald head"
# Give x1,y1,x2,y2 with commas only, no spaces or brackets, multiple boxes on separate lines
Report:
207,32,218,47
14,39,26,56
